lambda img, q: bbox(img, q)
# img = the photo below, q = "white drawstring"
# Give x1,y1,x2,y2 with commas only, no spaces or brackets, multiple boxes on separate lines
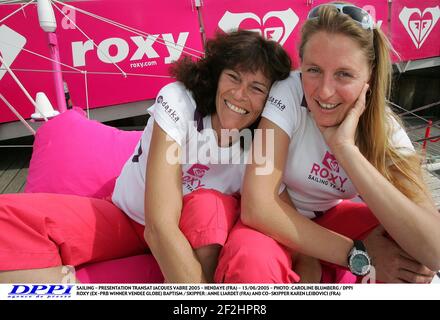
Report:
0,54,48,121
0,38,83,73
1,67,174,78
51,1,127,78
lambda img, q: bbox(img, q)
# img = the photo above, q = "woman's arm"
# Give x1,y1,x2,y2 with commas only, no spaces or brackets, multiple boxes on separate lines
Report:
144,122,207,282
242,118,355,267
318,84,440,271
278,189,323,282
333,144,440,271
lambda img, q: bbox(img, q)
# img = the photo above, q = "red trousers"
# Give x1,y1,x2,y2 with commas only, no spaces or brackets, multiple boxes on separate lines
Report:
0,189,240,271
214,200,380,283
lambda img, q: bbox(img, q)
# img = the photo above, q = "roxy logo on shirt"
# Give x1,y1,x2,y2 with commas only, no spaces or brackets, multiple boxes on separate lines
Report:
308,151,348,192
182,164,210,191
322,151,339,173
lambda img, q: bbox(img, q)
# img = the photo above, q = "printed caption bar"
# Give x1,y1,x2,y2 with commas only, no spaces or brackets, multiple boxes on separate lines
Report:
1,283,439,301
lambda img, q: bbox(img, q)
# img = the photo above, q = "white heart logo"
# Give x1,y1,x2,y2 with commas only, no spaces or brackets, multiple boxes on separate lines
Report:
218,9,299,46
399,6,440,49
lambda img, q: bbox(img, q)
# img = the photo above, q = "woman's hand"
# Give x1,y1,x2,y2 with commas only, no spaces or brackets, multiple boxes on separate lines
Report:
364,226,436,283
318,83,369,154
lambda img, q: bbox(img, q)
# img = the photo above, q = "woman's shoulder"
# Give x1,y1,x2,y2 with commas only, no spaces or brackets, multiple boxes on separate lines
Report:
385,108,415,153
148,81,196,127
156,81,196,111
270,70,303,98
262,71,305,138
385,107,406,133
272,70,301,87
159,81,190,97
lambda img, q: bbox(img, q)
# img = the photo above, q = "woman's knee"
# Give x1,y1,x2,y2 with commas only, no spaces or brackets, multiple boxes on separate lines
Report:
180,189,240,248
215,221,296,283
195,244,222,262
195,244,222,282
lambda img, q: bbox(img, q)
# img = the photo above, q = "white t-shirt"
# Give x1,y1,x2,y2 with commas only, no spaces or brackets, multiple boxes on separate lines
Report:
112,82,247,225
262,71,415,218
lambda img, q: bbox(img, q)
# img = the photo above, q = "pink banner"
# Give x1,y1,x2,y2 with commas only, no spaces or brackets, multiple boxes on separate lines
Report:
391,0,440,61
201,0,309,69
1,0,439,126
0,0,203,123
201,0,389,69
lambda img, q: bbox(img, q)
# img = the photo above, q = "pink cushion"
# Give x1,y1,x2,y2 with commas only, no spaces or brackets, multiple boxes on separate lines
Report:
76,255,164,284
21,109,162,283
25,108,142,199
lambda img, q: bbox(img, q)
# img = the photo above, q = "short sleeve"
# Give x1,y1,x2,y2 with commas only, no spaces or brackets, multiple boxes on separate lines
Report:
262,71,303,138
148,82,195,147
388,114,415,156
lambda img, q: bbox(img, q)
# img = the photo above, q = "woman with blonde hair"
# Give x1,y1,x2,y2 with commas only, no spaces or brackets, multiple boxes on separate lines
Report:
215,2,440,283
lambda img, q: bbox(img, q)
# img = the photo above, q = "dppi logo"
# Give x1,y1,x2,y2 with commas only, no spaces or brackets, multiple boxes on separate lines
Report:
399,6,440,49
0,25,26,81
8,285,73,299
218,9,298,45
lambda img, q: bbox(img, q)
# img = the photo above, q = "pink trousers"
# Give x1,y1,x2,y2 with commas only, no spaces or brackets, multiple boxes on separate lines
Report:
214,200,380,283
0,189,240,271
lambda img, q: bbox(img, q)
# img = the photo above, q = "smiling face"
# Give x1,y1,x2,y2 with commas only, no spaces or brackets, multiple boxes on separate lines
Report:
301,31,371,127
211,68,271,136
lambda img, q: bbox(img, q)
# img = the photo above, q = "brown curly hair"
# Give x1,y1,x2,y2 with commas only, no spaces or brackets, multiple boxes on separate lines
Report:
170,30,292,120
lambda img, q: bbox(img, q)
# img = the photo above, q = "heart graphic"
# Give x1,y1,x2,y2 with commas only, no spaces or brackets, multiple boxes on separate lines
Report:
187,164,210,178
322,151,340,173
409,15,432,45
218,9,299,45
329,160,339,173
399,6,440,49
264,27,284,42
191,168,206,178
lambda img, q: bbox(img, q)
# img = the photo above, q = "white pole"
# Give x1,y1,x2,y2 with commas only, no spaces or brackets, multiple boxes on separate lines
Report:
37,0,67,112
37,0,57,32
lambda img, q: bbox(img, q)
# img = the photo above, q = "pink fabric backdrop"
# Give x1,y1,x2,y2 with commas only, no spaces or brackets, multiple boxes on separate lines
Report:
201,0,389,68
0,0,203,123
1,0,438,125
391,0,440,61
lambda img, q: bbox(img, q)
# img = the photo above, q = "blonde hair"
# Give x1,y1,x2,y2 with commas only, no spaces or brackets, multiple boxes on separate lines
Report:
299,3,427,201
